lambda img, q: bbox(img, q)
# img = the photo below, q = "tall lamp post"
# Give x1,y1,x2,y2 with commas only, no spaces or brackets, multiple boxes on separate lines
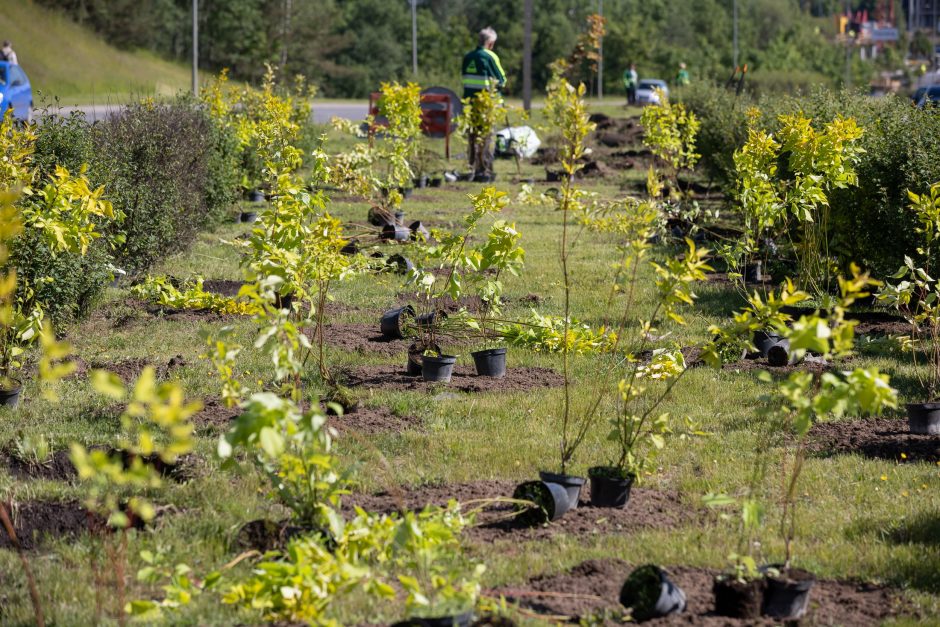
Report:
523,0,533,111
411,0,418,76
733,0,739,68
597,0,604,99
192,0,198,95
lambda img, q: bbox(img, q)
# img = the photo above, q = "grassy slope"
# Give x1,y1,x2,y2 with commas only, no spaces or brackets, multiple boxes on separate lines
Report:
0,2,191,105
0,111,939,624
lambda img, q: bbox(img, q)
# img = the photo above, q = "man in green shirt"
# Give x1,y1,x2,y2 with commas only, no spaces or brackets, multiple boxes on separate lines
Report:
676,62,690,87
462,27,506,181
623,64,638,105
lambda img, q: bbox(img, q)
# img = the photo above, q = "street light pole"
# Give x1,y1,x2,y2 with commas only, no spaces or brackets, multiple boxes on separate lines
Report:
192,0,198,95
411,0,418,76
523,0,533,111
597,0,604,99
733,0,739,68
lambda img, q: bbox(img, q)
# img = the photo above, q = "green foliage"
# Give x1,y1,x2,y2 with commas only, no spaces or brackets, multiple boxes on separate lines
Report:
640,93,700,175
498,311,618,355
71,367,200,529
131,275,259,316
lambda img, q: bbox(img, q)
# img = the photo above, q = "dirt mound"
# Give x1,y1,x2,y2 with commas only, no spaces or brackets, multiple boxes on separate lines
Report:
493,559,909,625
201,279,246,298
329,405,423,436
319,323,411,357
0,449,77,482
345,480,699,543
0,500,98,550
808,417,940,464
342,365,564,394
87,354,187,383
192,397,242,434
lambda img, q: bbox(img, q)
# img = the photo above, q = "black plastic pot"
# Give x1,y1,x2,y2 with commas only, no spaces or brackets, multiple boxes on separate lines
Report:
713,576,763,618
761,567,815,620
538,471,585,511
391,610,473,627
906,402,940,435
744,262,763,283
248,190,265,203
274,292,294,310
340,239,359,255
381,224,410,242
587,467,634,508
386,254,415,274
619,564,687,622
416,311,446,328
410,221,430,241
471,348,507,378
239,211,258,223
414,175,430,189
429,177,443,188
753,330,785,358
395,211,406,225
512,480,569,526
422,354,457,382
400,187,414,199
766,338,793,367
407,342,441,376
380,305,415,339
546,169,563,182
369,207,396,227
0,382,22,408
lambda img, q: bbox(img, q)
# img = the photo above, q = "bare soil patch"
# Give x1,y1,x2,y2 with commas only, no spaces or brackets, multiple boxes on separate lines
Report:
329,405,423,436
321,323,411,357
342,365,564,394
0,449,77,482
83,354,187,383
0,500,98,549
192,397,242,434
808,417,940,464
345,480,699,543
492,558,909,626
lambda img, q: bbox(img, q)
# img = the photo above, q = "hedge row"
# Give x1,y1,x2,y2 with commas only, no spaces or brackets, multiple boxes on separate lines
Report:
681,84,940,278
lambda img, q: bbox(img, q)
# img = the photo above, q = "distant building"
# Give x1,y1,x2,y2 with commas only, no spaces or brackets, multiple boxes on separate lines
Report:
906,0,940,33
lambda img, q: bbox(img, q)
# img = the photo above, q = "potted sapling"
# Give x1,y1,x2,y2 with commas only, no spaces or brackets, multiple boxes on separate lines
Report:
465,219,525,378
879,182,940,434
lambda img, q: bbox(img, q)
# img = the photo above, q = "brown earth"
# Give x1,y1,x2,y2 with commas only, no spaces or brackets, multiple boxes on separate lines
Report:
329,405,423,436
0,449,77,482
82,354,188,383
344,480,700,544
320,323,411,357
191,397,242,434
808,417,940,464
341,365,565,394
0,500,99,549
491,558,910,626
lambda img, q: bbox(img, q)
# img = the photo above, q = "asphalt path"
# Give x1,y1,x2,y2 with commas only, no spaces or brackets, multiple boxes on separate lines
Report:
52,102,369,124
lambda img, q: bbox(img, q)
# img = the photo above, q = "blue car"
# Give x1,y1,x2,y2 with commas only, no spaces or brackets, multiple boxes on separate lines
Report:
0,61,33,122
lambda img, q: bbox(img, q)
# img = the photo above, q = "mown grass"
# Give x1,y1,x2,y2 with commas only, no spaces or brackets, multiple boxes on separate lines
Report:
1,114,939,626
0,2,192,105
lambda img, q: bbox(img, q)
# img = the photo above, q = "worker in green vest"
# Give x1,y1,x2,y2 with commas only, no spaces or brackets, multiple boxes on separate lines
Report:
623,63,638,105
461,27,507,181
676,62,690,86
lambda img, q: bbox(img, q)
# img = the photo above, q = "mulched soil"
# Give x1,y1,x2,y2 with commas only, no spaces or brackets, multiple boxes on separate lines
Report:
328,405,423,436
491,558,909,626
191,397,242,434
342,365,565,394
0,449,77,482
201,279,245,298
344,480,699,544
850,311,909,337
720,354,832,375
808,417,940,464
321,323,411,357
0,500,98,550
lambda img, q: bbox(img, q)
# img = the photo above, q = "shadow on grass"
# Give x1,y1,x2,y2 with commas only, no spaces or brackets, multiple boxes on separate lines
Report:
846,513,940,593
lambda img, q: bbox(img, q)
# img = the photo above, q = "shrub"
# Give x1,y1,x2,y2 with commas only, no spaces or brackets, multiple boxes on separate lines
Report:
678,83,749,188
91,99,236,274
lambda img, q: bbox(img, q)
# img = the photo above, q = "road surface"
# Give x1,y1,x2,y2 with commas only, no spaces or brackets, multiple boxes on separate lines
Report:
53,102,369,124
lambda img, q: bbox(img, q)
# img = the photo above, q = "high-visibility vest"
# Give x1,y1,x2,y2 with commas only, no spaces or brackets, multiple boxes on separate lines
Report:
462,47,507,98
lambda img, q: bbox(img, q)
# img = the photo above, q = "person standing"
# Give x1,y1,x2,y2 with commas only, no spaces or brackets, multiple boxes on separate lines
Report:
676,62,690,86
461,27,506,181
623,64,638,105
1,41,18,65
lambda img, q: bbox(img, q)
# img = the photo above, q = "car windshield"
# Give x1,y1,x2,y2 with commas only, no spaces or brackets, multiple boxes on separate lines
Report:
927,87,940,101
638,81,662,90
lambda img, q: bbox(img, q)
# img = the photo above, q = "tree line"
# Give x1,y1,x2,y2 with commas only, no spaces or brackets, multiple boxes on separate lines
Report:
36,0,904,97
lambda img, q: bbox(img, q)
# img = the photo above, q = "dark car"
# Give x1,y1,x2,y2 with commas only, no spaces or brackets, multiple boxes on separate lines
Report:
916,85,940,108
0,61,33,122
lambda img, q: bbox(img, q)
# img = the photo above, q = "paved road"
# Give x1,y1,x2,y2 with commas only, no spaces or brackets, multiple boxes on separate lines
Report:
53,102,369,124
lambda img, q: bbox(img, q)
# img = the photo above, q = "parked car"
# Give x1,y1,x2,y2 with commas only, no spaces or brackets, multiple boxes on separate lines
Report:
0,61,33,122
636,79,669,106
915,85,940,108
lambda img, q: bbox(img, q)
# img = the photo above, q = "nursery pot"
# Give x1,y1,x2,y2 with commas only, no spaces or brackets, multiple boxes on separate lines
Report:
369,207,396,227
429,177,443,188
239,210,258,223
274,291,294,310
386,254,415,274
422,354,457,382
400,187,414,199
0,381,22,408
545,169,563,182
619,564,687,622
380,305,416,339
538,471,586,511
713,576,764,618
340,239,359,255
761,567,815,620
416,311,447,328
471,348,507,378
395,211,406,225
407,342,440,376
766,339,794,367
248,190,265,203
905,403,940,435
753,330,785,358
744,261,763,283
381,224,411,242
512,480,570,526
410,221,431,241
587,467,634,508
391,610,473,627
414,175,430,189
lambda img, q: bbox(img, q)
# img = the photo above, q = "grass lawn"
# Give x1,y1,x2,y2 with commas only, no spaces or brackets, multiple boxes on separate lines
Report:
0,110,938,626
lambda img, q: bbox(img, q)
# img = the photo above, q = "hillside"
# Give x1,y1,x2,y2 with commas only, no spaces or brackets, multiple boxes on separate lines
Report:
0,1,192,104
